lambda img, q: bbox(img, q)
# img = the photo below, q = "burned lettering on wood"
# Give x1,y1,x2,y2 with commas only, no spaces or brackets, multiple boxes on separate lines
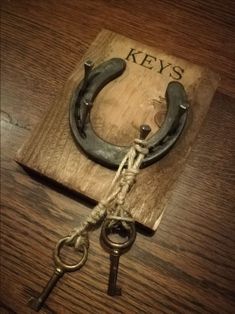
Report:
125,48,184,80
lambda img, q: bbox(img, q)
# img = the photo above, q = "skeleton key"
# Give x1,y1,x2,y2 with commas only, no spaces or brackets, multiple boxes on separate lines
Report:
101,219,136,296
28,236,88,311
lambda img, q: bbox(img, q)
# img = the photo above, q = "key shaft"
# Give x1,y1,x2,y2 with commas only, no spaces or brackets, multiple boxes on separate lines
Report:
101,219,136,297
28,238,88,311
108,249,121,296
28,267,64,312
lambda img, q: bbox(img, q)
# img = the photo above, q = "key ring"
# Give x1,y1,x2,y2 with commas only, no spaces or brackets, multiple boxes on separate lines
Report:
101,219,136,253
54,236,88,272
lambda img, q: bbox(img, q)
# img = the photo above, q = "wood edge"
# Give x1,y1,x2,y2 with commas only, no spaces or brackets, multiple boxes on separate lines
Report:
152,209,166,231
14,159,159,232
15,30,108,164
15,90,64,164
15,159,97,206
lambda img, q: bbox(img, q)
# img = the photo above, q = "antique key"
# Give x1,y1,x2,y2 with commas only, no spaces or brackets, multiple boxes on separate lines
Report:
28,236,88,311
101,219,136,296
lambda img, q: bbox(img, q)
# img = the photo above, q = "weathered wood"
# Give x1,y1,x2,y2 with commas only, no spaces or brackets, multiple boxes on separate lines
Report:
2,0,235,313
16,30,219,230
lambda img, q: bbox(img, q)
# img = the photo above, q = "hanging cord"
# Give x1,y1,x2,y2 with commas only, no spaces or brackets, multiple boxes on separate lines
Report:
64,125,151,250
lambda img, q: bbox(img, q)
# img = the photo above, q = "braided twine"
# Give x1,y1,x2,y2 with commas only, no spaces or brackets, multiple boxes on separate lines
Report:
64,137,149,250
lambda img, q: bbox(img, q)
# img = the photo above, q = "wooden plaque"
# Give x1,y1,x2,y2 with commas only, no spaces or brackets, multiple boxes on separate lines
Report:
16,29,219,230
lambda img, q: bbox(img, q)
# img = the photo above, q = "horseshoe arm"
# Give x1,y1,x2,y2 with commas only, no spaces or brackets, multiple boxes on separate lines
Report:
76,58,126,128
143,81,188,166
70,59,188,169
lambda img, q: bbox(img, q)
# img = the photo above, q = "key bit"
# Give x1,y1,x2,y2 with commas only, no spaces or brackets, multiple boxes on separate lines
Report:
100,219,136,296
28,267,64,311
28,237,88,311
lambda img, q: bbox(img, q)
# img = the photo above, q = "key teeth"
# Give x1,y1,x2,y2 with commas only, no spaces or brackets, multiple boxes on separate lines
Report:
116,287,122,296
28,297,42,311
107,287,122,296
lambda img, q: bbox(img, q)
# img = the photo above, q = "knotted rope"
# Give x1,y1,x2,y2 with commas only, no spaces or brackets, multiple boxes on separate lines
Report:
65,135,149,250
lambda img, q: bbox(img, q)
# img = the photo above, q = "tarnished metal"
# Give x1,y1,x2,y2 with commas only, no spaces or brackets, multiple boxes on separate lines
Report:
28,237,88,311
100,219,136,296
70,58,189,169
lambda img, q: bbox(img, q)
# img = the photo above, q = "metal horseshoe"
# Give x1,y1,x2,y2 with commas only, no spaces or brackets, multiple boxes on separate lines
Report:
70,58,189,169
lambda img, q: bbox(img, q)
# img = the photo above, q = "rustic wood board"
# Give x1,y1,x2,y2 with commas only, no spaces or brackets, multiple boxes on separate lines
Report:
16,29,219,230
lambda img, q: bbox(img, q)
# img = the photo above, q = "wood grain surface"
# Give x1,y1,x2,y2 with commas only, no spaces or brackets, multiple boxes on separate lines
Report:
1,0,235,313
15,29,219,230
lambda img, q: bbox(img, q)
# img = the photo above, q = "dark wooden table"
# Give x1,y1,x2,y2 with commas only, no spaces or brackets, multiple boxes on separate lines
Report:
1,1,235,313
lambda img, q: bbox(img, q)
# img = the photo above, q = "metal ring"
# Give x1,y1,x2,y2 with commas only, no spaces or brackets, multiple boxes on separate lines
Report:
101,219,136,253
54,237,88,272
